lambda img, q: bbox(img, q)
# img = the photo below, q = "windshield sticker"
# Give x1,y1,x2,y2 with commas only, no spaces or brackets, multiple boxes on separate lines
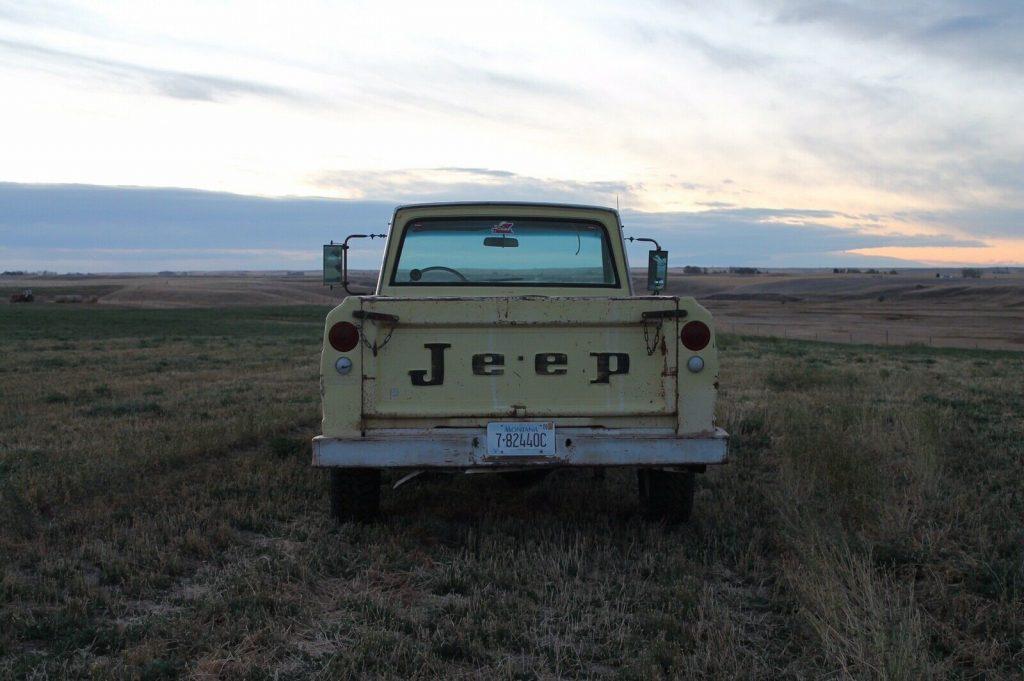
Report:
492,221,515,235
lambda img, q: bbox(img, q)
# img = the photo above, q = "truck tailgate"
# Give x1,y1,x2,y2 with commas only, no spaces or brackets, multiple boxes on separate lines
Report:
356,297,682,420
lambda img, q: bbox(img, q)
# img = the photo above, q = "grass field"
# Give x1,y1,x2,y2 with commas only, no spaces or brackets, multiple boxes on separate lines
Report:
5,268,1024,350
1,305,1022,678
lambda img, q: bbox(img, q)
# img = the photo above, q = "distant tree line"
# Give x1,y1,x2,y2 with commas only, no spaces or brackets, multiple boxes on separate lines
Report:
833,268,899,275
677,266,763,275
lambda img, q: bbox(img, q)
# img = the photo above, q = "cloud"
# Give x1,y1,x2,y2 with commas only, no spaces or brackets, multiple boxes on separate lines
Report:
453,64,590,102
0,38,314,104
312,168,638,206
621,207,985,267
436,168,520,178
771,0,1024,72
620,20,775,72
0,3,1020,269
0,0,100,31
0,246,316,273
0,182,393,250
0,182,998,272
896,206,1024,239
788,121,1024,206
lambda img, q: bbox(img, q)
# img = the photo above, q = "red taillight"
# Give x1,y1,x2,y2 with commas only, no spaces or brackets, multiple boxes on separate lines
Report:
328,322,359,352
680,321,711,351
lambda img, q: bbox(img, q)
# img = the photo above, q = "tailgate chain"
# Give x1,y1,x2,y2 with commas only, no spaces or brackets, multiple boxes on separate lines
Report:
361,322,394,357
642,319,662,356
640,308,686,355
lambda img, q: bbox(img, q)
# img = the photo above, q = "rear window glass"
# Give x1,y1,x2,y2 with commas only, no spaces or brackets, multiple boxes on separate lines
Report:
391,218,619,287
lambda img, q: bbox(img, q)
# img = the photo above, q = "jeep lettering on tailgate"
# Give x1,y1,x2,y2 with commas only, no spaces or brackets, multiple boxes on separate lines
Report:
314,203,728,524
408,345,631,385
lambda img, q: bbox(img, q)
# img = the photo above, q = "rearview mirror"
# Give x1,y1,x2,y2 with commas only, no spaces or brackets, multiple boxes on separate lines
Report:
323,244,344,285
647,249,668,293
483,236,519,248
323,233,387,294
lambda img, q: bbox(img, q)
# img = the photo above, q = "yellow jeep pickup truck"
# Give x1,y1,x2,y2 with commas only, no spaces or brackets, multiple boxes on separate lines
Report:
314,202,727,522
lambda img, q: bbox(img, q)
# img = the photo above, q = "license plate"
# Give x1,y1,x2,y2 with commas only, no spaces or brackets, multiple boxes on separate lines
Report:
486,422,555,456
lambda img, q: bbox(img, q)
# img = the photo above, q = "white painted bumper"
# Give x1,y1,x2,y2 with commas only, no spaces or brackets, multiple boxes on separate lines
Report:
312,427,728,468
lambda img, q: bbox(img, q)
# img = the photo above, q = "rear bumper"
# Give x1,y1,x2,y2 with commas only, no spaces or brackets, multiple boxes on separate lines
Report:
312,427,728,468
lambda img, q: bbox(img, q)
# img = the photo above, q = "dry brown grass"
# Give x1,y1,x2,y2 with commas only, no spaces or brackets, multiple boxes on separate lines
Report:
1,305,1022,678
5,268,1023,349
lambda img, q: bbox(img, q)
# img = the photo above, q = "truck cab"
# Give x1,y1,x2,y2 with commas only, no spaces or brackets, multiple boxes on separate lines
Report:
314,202,727,522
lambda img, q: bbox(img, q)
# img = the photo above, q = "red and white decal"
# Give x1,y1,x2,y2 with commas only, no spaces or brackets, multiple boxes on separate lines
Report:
492,221,515,235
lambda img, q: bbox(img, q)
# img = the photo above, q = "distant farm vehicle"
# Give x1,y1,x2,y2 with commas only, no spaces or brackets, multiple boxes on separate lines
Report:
9,289,34,303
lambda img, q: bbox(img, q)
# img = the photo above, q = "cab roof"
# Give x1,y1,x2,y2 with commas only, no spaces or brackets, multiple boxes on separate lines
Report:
393,201,621,217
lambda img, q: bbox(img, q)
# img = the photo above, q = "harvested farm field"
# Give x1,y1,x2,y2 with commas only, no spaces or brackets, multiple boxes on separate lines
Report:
4,268,1023,350
1,303,1022,677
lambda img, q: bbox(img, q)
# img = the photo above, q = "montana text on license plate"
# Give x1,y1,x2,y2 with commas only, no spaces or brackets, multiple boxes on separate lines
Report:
486,422,556,456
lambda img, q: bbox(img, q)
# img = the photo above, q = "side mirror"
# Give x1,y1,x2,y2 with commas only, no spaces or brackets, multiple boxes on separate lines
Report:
624,235,667,295
323,244,344,286
323,234,386,294
647,249,668,293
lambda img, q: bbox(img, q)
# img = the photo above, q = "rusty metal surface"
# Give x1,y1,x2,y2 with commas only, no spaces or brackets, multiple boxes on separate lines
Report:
312,427,729,468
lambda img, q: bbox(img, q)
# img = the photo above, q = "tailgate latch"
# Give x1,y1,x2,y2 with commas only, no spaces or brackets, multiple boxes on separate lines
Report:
641,310,687,320
352,310,399,323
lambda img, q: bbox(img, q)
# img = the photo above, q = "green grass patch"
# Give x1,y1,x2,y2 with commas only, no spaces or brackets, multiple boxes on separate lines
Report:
0,305,329,342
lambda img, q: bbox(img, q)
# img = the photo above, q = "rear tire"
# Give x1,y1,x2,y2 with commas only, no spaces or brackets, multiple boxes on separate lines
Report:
330,468,381,522
638,469,695,523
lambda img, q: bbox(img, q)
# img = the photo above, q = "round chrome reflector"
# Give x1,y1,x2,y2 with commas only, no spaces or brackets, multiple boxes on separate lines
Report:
335,356,353,375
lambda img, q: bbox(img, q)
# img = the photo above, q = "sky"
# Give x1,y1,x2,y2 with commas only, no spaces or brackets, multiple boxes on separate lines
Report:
1,0,1022,271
